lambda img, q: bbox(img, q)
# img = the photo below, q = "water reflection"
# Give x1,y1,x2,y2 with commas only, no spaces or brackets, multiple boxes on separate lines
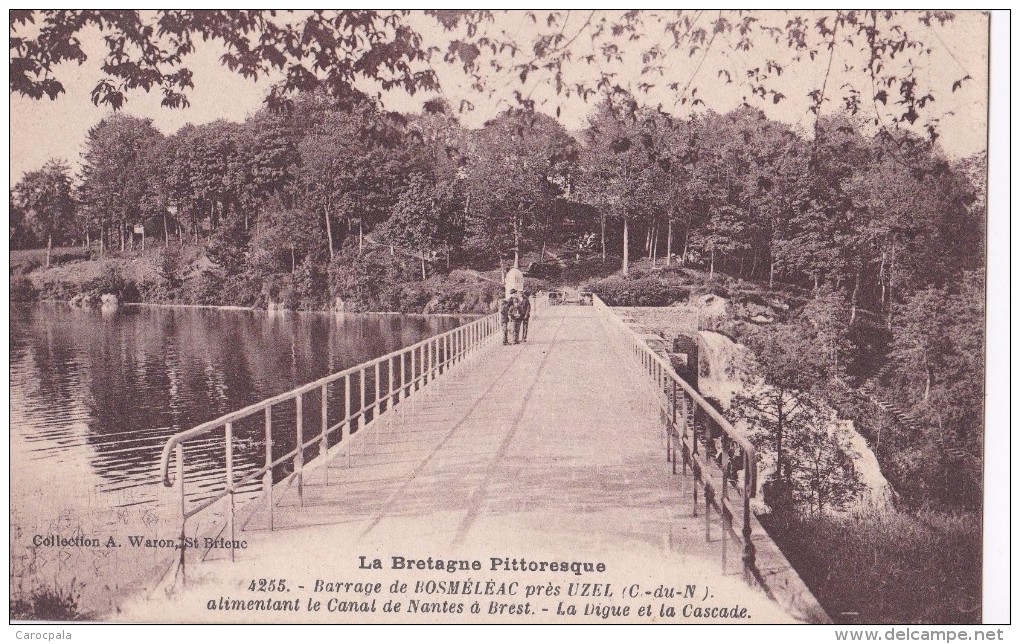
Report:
11,303,470,508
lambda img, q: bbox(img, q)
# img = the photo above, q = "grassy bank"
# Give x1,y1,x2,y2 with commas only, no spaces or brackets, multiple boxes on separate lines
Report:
10,581,89,621
760,508,981,624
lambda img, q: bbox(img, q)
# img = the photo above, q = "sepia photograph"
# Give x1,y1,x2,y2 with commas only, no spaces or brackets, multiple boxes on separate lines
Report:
7,8,1006,629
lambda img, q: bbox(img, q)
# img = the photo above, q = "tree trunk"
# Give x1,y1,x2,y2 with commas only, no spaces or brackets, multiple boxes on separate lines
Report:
600,213,606,260
879,250,887,313
648,222,656,265
291,246,296,273
709,247,715,278
776,391,785,481
421,250,427,281
682,227,690,265
816,465,824,516
622,218,630,275
163,212,169,245
850,269,860,325
769,256,775,289
666,219,673,266
513,217,521,267
46,234,52,268
120,220,126,252
358,219,364,255
887,245,896,330
324,205,335,260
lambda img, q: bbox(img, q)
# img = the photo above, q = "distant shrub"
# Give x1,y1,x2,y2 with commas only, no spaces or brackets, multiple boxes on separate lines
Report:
12,256,43,275
330,248,411,312
49,247,90,266
586,274,690,306
222,272,266,308
557,256,621,284
10,276,37,302
703,283,731,299
421,270,502,314
658,263,693,276
180,270,225,306
158,245,185,288
80,264,140,303
137,279,172,304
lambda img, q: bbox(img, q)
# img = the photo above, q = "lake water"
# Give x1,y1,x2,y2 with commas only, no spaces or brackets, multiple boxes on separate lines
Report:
9,303,473,617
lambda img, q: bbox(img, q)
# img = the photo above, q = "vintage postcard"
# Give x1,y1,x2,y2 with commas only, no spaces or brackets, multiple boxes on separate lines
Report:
8,9,1005,629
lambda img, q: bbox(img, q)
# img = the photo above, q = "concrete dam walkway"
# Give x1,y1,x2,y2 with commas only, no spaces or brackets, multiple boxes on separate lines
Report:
123,305,824,623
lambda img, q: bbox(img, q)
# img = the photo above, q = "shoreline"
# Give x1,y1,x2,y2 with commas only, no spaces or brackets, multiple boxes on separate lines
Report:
23,299,485,318
126,302,485,318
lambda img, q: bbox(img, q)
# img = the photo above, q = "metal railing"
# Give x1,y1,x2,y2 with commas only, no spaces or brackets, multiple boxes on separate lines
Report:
591,295,767,591
157,311,501,581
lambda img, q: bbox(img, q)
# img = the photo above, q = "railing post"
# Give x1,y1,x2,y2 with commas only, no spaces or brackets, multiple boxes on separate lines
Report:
264,406,273,531
225,421,235,562
692,421,699,517
721,508,729,571
704,485,712,542
176,443,186,583
375,360,381,414
743,465,757,584
344,373,352,467
411,346,418,392
430,339,434,377
342,374,350,441
423,343,429,386
389,355,395,404
295,393,304,506
358,368,365,425
665,410,672,464
400,350,407,401
320,384,328,458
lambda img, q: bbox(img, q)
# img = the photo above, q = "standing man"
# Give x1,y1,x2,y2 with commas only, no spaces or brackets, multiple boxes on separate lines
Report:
517,290,532,342
500,290,515,345
508,291,525,344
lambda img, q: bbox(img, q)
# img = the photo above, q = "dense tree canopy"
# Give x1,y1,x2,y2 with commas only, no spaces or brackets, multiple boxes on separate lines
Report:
11,10,974,144
5,10,979,512
11,159,75,266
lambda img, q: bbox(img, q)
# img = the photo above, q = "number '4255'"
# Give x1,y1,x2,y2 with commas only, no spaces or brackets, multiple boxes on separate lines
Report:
248,578,287,592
